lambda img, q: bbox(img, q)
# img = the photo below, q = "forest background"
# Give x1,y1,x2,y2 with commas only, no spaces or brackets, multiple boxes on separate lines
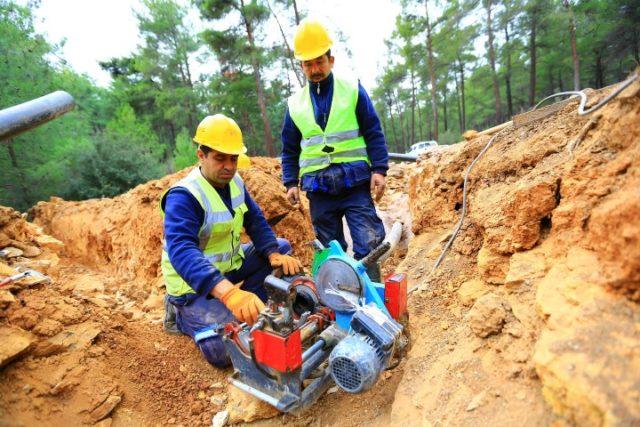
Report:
1,0,638,210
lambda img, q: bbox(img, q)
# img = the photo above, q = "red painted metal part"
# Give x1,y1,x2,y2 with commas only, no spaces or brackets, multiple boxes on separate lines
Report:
384,272,408,320
252,329,302,372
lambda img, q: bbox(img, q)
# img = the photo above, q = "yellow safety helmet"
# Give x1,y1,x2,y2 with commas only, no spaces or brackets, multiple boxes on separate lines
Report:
193,114,247,155
293,18,333,61
238,153,251,169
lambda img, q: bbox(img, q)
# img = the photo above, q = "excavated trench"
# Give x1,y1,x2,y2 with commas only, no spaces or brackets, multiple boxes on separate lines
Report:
1,76,639,426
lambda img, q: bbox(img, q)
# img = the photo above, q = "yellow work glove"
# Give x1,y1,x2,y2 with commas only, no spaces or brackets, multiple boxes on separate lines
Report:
268,253,303,276
219,287,265,326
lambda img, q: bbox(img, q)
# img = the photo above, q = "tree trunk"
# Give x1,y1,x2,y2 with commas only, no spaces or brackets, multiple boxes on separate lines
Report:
427,102,432,140
563,0,580,90
558,68,564,91
395,91,407,151
410,69,416,145
425,0,439,141
442,84,448,132
399,109,407,152
266,0,303,87
454,70,463,132
458,57,466,131
387,94,400,151
485,0,501,123
504,24,513,118
240,0,275,156
5,140,30,207
292,0,301,25
416,97,424,140
528,5,538,106
595,49,604,88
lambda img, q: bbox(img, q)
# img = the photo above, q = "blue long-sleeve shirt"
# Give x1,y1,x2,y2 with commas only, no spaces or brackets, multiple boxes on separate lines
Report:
281,73,389,191
162,178,279,301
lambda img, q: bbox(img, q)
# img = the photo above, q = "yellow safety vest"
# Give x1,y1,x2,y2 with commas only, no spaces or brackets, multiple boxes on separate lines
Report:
288,75,369,177
160,167,247,297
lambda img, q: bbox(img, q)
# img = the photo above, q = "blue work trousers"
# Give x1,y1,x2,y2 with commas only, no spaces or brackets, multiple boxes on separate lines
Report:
172,238,291,368
307,183,385,260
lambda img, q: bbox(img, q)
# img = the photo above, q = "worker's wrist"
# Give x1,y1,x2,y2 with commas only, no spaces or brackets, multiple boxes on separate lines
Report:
372,168,387,176
285,182,299,190
210,278,235,299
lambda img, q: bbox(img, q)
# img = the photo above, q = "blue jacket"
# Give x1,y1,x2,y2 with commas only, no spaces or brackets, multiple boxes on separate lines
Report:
162,181,279,301
281,73,389,192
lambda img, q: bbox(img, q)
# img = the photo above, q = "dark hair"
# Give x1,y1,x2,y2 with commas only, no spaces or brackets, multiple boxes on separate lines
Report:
198,145,212,155
325,49,332,58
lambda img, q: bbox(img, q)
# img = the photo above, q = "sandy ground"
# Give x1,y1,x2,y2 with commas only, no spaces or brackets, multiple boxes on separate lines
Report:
1,72,639,426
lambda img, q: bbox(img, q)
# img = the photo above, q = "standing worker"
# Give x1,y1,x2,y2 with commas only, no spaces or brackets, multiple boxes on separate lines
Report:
281,19,388,281
161,114,303,368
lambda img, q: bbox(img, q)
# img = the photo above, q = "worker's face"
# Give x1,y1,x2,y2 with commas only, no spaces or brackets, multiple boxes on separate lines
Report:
301,54,334,83
198,148,238,187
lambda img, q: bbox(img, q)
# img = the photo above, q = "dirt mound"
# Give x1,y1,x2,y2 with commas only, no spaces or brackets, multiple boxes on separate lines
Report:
30,157,315,301
2,77,639,426
0,161,318,426
391,76,640,425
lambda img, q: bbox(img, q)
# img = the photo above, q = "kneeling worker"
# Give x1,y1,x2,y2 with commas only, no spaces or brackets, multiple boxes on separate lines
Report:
161,114,303,367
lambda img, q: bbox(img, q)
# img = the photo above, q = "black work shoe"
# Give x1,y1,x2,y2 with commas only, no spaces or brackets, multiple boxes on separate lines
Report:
163,294,183,335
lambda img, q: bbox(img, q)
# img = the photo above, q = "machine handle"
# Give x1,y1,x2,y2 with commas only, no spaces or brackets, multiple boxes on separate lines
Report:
360,221,403,267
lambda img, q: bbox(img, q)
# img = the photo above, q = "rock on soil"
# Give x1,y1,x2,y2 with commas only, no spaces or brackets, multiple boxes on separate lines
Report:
391,75,640,426
2,78,640,426
211,409,229,427
226,385,279,423
467,294,509,338
0,325,35,367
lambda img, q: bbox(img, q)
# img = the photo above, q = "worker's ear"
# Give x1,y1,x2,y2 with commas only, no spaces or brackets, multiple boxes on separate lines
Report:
196,148,206,161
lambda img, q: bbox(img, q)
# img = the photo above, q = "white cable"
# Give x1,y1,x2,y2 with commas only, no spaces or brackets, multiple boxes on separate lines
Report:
408,71,639,295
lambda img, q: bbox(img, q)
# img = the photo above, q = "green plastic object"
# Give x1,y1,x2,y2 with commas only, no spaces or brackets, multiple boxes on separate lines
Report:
311,248,331,276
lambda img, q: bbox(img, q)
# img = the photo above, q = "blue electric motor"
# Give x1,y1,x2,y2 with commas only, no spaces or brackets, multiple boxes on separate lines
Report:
328,304,403,393
312,223,405,394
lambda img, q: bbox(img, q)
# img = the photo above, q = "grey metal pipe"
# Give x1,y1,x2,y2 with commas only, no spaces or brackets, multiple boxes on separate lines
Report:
0,91,75,141
388,152,418,162
302,339,325,363
301,348,331,380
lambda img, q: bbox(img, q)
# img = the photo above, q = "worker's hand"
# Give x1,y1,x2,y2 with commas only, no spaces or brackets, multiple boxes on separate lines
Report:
371,173,386,202
268,253,303,276
219,286,265,326
286,187,300,206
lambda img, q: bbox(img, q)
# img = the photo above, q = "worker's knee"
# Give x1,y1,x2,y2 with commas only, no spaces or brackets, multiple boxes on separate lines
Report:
197,335,231,368
352,223,385,260
276,237,292,255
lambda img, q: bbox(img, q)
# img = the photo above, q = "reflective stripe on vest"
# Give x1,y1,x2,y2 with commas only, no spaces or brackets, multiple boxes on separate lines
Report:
288,76,369,177
299,147,369,169
160,168,247,297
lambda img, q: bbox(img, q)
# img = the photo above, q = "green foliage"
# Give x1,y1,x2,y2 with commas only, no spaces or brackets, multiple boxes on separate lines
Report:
0,1,104,210
2,0,638,211
102,0,203,158
68,105,165,199
438,130,462,145
372,0,640,147
173,129,198,170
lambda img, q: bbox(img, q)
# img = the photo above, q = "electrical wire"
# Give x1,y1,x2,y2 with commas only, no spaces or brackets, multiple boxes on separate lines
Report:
408,71,639,295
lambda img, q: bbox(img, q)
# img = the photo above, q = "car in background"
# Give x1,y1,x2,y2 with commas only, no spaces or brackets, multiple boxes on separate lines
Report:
407,140,438,156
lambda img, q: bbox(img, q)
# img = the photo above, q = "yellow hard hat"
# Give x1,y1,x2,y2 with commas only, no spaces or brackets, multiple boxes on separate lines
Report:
193,114,247,155
238,153,251,169
293,18,333,61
